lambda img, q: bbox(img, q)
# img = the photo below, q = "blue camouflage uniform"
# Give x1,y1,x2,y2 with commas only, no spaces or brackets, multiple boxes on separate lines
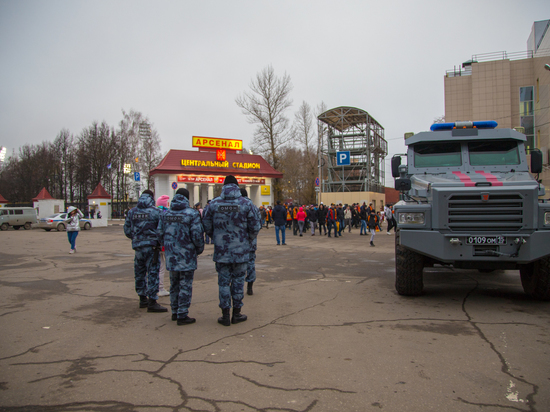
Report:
124,193,162,300
202,183,261,309
157,194,205,319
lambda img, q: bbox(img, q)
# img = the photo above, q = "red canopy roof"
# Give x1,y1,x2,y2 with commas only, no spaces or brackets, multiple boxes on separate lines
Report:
32,187,55,201
88,183,111,199
0,194,8,203
150,149,283,179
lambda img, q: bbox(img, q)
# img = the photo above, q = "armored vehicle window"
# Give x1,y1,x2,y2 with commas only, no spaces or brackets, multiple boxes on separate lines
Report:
413,142,461,167
468,140,519,166
0,210,7,215
14,209,23,215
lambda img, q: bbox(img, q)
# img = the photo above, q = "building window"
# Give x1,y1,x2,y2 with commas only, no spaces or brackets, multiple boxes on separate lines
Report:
520,86,535,149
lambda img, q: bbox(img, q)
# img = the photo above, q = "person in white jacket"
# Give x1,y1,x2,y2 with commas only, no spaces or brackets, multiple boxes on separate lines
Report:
66,206,83,254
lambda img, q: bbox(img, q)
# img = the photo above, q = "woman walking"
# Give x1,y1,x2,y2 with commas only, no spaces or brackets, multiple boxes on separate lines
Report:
344,206,352,233
66,206,84,254
296,206,306,236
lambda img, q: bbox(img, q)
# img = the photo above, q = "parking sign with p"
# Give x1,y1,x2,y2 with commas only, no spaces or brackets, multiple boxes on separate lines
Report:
336,151,350,166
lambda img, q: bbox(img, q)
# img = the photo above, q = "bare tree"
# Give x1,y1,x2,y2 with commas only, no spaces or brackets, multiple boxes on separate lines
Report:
292,101,317,204
236,65,293,200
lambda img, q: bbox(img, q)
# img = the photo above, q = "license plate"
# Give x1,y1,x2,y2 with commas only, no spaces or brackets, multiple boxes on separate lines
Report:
466,236,505,245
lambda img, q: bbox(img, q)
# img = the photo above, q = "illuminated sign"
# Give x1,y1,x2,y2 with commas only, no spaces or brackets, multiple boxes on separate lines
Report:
216,150,226,161
192,136,242,151
181,159,260,169
123,163,132,174
177,176,265,185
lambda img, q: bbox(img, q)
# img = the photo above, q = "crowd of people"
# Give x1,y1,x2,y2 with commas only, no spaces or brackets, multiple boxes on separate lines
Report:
122,175,396,327
258,202,396,247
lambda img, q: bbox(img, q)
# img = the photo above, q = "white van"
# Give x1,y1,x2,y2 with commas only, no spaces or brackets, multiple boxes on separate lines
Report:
0,207,38,230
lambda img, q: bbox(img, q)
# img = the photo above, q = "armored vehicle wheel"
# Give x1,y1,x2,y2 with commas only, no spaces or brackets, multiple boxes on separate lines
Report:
57,223,65,232
24,222,32,230
520,256,550,301
1,223,9,231
395,231,424,296
83,222,91,230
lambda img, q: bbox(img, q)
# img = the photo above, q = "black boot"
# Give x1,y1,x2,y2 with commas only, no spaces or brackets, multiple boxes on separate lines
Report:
370,241,375,247
172,313,177,321
247,281,254,296
139,295,148,308
177,315,196,325
218,308,231,326
231,307,247,324
147,298,168,312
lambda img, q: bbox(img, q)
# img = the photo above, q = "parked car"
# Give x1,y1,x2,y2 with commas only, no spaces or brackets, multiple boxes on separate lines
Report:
0,207,38,231
37,213,92,232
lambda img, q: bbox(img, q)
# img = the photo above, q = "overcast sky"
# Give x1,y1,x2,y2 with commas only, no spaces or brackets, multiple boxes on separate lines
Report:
1,0,548,184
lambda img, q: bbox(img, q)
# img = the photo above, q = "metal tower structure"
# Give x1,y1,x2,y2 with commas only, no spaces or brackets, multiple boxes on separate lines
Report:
317,106,387,193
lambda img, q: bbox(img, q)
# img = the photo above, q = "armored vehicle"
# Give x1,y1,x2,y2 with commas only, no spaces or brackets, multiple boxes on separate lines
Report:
391,121,550,300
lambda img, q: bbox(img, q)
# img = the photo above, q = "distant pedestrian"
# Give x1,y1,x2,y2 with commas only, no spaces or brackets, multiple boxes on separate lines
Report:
156,195,170,297
318,203,327,235
66,206,83,254
272,200,287,245
297,206,306,236
344,206,352,233
385,204,396,234
367,202,377,246
307,205,318,236
359,202,368,235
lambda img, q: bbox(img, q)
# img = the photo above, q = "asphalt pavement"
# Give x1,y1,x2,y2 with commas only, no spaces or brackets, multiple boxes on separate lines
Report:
0,223,549,411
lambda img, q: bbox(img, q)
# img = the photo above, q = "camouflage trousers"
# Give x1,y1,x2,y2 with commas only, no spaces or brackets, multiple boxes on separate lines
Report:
246,251,256,283
169,270,194,318
216,262,247,309
134,246,160,300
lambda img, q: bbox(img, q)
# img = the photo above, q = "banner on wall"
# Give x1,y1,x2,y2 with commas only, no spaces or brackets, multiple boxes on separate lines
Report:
177,176,266,185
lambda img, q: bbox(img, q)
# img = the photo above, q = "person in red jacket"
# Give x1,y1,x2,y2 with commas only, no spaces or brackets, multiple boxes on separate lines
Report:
296,206,306,236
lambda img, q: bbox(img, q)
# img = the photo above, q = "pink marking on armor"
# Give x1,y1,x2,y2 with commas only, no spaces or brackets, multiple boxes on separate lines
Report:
452,171,475,187
475,170,503,186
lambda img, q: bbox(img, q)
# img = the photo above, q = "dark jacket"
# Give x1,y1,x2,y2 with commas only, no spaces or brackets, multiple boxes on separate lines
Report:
202,183,261,263
307,208,318,222
272,204,287,226
124,193,161,249
367,206,377,228
317,205,328,223
157,194,204,271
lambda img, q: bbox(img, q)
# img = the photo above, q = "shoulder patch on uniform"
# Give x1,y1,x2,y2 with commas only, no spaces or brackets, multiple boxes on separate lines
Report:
133,213,148,220
219,205,240,213
164,215,184,223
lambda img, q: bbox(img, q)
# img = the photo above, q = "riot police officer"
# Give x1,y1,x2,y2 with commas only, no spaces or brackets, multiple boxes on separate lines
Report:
123,189,167,313
202,176,261,326
158,188,204,325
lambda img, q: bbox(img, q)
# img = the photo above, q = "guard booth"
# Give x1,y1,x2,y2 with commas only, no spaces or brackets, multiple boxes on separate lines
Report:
150,136,283,207
87,183,111,227
32,188,64,219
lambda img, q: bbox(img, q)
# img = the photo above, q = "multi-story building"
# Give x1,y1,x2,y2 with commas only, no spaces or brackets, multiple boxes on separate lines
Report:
444,19,550,194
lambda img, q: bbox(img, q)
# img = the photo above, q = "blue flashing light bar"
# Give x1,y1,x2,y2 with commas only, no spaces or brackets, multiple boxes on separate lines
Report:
430,120,498,131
